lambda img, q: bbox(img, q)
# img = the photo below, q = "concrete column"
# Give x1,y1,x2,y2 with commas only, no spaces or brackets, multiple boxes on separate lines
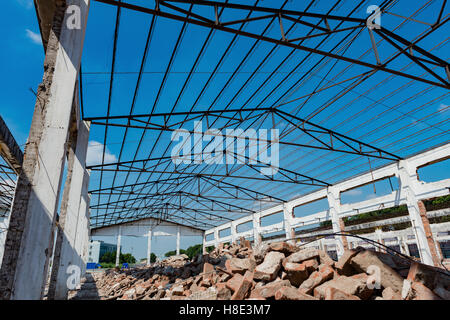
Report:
375,228,385,253
327,187,347,259
115,226,122,267
230,222,237,244
48,119,90,300
74,169,91,277
147,229,152,266
214,228,219,249
202,232,207,254
283,204,296,244
0,0,90,300
253,214,262,246
398,160,434,266
176,225,181,255
399,236,411,256
318,238,325,251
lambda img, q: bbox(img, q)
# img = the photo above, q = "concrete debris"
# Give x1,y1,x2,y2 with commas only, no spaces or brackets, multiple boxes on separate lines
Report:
69,241,450,300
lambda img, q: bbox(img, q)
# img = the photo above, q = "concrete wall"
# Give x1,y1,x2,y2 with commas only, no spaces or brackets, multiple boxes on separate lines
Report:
204,143,450,264
91,218,203,238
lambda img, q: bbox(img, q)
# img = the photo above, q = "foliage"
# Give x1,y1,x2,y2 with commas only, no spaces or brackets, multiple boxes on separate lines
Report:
424,194,450,211
164,249,186,257
99,251,115,264
164,244,208,259
99,262,116,269
185,244,203,259
100,251,136,264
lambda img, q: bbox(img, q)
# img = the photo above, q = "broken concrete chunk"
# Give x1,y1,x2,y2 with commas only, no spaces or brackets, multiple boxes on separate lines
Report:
269,242,299,255
350,249,404,293
225,257,256,275
407,261,450,291
313,274,373,300
335,249,363,276
254,251,285,282
283,247,320,266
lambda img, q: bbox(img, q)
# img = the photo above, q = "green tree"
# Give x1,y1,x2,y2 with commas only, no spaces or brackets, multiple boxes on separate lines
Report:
164,249,186,257
185,244,203,259
100,251,114,263
120,253,136,264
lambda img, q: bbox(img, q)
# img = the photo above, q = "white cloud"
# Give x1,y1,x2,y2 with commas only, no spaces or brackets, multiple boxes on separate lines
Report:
86,141,118,166
25,29,42,45
365,194,378,200
16,0,33,9
346,189,362,196
438,104,448,113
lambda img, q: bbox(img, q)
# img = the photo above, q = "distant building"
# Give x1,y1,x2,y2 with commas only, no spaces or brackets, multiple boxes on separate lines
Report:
87,240,117,263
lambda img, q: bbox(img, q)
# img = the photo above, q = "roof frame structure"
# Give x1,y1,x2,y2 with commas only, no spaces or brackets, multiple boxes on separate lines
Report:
95,0,450,88
84,0,450,230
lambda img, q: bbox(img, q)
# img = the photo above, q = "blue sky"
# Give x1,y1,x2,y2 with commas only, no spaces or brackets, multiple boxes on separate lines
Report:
0,0,45,147
1,0,449,260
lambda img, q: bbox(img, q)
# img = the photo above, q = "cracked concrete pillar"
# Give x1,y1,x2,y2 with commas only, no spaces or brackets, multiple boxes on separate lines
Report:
0,0,90,300
115,226,122,267
74,168,91,277
398,160,434,266
48,119,90,300
327,187,348,259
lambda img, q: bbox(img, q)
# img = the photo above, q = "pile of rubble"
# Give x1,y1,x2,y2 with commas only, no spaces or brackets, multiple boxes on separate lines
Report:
70,239,450,300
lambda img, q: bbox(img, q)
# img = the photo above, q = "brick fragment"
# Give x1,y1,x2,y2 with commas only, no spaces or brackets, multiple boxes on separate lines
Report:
283,262,309,286
231,271,254,300
314,274,373,300
382,287,402,300
226,273,244,292
275,286,318,300
225,257,256,275
324,287,361,300
411,282,442,300
299,265,334,294
249,280,291,299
